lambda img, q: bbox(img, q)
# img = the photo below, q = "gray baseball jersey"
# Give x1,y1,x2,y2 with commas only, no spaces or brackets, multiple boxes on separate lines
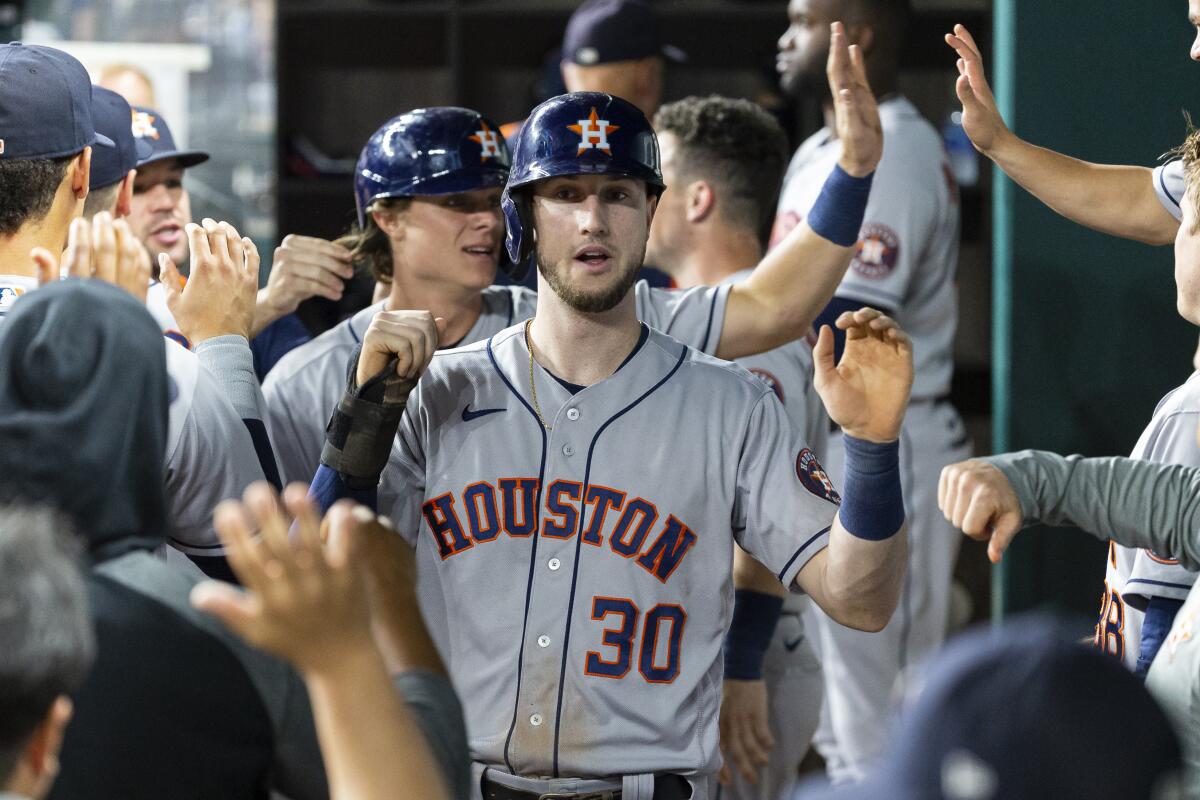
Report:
146,280,191,349
770,96,960,402
383,323,838,785
1098,371,1200,670
1153,158,1184,222
264,281,729,488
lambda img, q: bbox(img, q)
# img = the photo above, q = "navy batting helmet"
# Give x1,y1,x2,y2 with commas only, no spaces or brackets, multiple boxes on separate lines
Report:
502,92,664,274
354,107,511,228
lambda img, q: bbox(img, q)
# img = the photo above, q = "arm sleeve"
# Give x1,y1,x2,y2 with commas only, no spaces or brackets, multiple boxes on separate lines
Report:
984,449,1200,571
636,282,730,355
733,391,838,588
1153,158,1185,221
392,670,471,800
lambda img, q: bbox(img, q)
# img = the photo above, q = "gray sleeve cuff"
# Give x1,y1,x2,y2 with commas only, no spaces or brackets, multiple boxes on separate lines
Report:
392,670,471,800
194,335,262,420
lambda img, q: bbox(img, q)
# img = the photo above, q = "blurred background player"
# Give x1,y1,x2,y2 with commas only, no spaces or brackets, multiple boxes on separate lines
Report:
0,507,95,800
774,0,969,782
97,62,156,109
647,94,827,799
560,0,686,120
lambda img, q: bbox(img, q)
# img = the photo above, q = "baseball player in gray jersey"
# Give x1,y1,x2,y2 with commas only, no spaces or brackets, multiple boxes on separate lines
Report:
647,95,827,800
267,32,882,490
313,40,910,796
939,451,1200,799
774,0,969,781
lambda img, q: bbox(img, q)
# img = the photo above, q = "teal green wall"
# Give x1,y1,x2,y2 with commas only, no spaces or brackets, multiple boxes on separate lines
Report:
994,0,1200,616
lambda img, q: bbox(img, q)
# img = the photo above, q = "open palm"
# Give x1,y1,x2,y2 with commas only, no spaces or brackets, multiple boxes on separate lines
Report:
814,308,912,443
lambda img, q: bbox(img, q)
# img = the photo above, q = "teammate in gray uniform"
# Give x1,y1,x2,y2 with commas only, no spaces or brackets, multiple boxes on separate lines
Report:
268,33,884,489
939,451,1200,799
774,0,968,781
647,95,827,799
315,59,910,800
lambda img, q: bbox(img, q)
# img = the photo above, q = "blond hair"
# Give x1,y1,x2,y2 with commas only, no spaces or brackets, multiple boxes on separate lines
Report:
1175,122,1200,231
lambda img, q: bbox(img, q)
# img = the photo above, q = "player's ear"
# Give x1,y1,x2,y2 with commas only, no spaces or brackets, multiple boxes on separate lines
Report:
687,181,714,224
70,147,91,200
116,169,136,218
371,207,405,241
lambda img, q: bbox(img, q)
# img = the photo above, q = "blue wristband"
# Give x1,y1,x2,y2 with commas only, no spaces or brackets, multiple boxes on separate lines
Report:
806,164,874,247
724,589,784,680
839,434,904,541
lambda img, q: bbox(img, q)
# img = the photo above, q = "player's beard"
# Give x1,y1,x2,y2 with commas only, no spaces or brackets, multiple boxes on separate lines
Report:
537,244,644,314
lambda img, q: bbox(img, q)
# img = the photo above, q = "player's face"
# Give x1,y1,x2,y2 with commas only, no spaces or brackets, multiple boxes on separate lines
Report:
392,188,504,292
1175,192,1200,324
777,0,838,98
532,174,656,313
646,132,686,273
129,159,192,266
1190,0,1200,61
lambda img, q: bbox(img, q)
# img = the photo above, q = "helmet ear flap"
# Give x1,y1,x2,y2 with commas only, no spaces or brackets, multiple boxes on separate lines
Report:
501,188,535,280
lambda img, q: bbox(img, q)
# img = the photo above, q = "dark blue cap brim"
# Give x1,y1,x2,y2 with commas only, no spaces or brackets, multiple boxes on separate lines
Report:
93,131,116,148
137,149,210,169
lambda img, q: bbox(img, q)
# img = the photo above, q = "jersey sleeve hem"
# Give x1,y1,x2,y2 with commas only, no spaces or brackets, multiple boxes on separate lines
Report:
777,525,831,590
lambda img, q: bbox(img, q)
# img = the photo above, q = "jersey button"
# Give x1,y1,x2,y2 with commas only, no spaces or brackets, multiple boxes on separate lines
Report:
566,408,580,421
548,558,561,571
562,444,575,456
530,714,543,727
537,635,551,648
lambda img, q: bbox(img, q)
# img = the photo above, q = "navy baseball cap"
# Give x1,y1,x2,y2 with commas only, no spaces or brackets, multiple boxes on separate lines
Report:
796,615,1183,800
0,42,114,160
90,86,138,190
130,106,208,169
563,0,686,66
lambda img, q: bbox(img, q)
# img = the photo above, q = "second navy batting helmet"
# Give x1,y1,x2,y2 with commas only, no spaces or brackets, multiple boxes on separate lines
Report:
354,107,511,228
501,92,664,274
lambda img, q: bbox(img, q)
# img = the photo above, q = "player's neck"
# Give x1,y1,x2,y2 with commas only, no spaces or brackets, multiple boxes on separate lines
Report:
668,227,762,289
0,221,66,278
385,274,484,348
528,279,642,387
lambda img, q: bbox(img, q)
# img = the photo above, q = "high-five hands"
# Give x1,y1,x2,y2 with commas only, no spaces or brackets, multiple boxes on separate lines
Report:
814,308,913,444
32,212,152,302
828,21,883,177
160,218,260,344
944,24,1010,157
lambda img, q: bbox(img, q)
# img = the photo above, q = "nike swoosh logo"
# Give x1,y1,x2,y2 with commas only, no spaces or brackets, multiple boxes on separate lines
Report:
462,405,506,422
783,636,805,652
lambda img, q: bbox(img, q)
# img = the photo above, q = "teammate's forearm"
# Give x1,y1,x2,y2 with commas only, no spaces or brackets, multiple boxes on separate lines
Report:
304,648,450,800
250,288,285,339
987,133,1176,245
985,450,1200,570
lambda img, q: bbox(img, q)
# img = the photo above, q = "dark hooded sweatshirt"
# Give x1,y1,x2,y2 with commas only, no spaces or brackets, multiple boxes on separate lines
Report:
0,281,467,800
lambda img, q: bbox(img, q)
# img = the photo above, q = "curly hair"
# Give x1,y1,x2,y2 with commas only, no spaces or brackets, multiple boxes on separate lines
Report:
0,156,74,237
334,197,411,283
653,96,789,245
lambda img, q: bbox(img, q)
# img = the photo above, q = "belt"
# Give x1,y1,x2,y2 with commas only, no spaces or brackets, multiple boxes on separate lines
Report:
482,774,691,800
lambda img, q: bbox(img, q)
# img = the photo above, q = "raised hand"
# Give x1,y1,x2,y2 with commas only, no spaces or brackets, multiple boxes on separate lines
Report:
32,212,152,302
190,482,375,674
160,218,259,343
814,308,912,443
255,234,355,335
357,310,446,387
944,24,1010,156
938,459,1024,563
828,21,883,177
717,678,774,786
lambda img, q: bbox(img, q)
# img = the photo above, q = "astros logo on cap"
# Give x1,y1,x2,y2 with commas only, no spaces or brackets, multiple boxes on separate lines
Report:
568,108,620,155
468,122,502,161
131,110,160,140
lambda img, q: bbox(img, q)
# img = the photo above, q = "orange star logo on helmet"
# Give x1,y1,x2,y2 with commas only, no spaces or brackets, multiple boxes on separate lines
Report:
567,107,620,155
468,122,502,162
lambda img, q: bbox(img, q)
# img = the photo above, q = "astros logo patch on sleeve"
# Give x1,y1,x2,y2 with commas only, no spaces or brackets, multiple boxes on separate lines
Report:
851,222,900,279
796,448,841,504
